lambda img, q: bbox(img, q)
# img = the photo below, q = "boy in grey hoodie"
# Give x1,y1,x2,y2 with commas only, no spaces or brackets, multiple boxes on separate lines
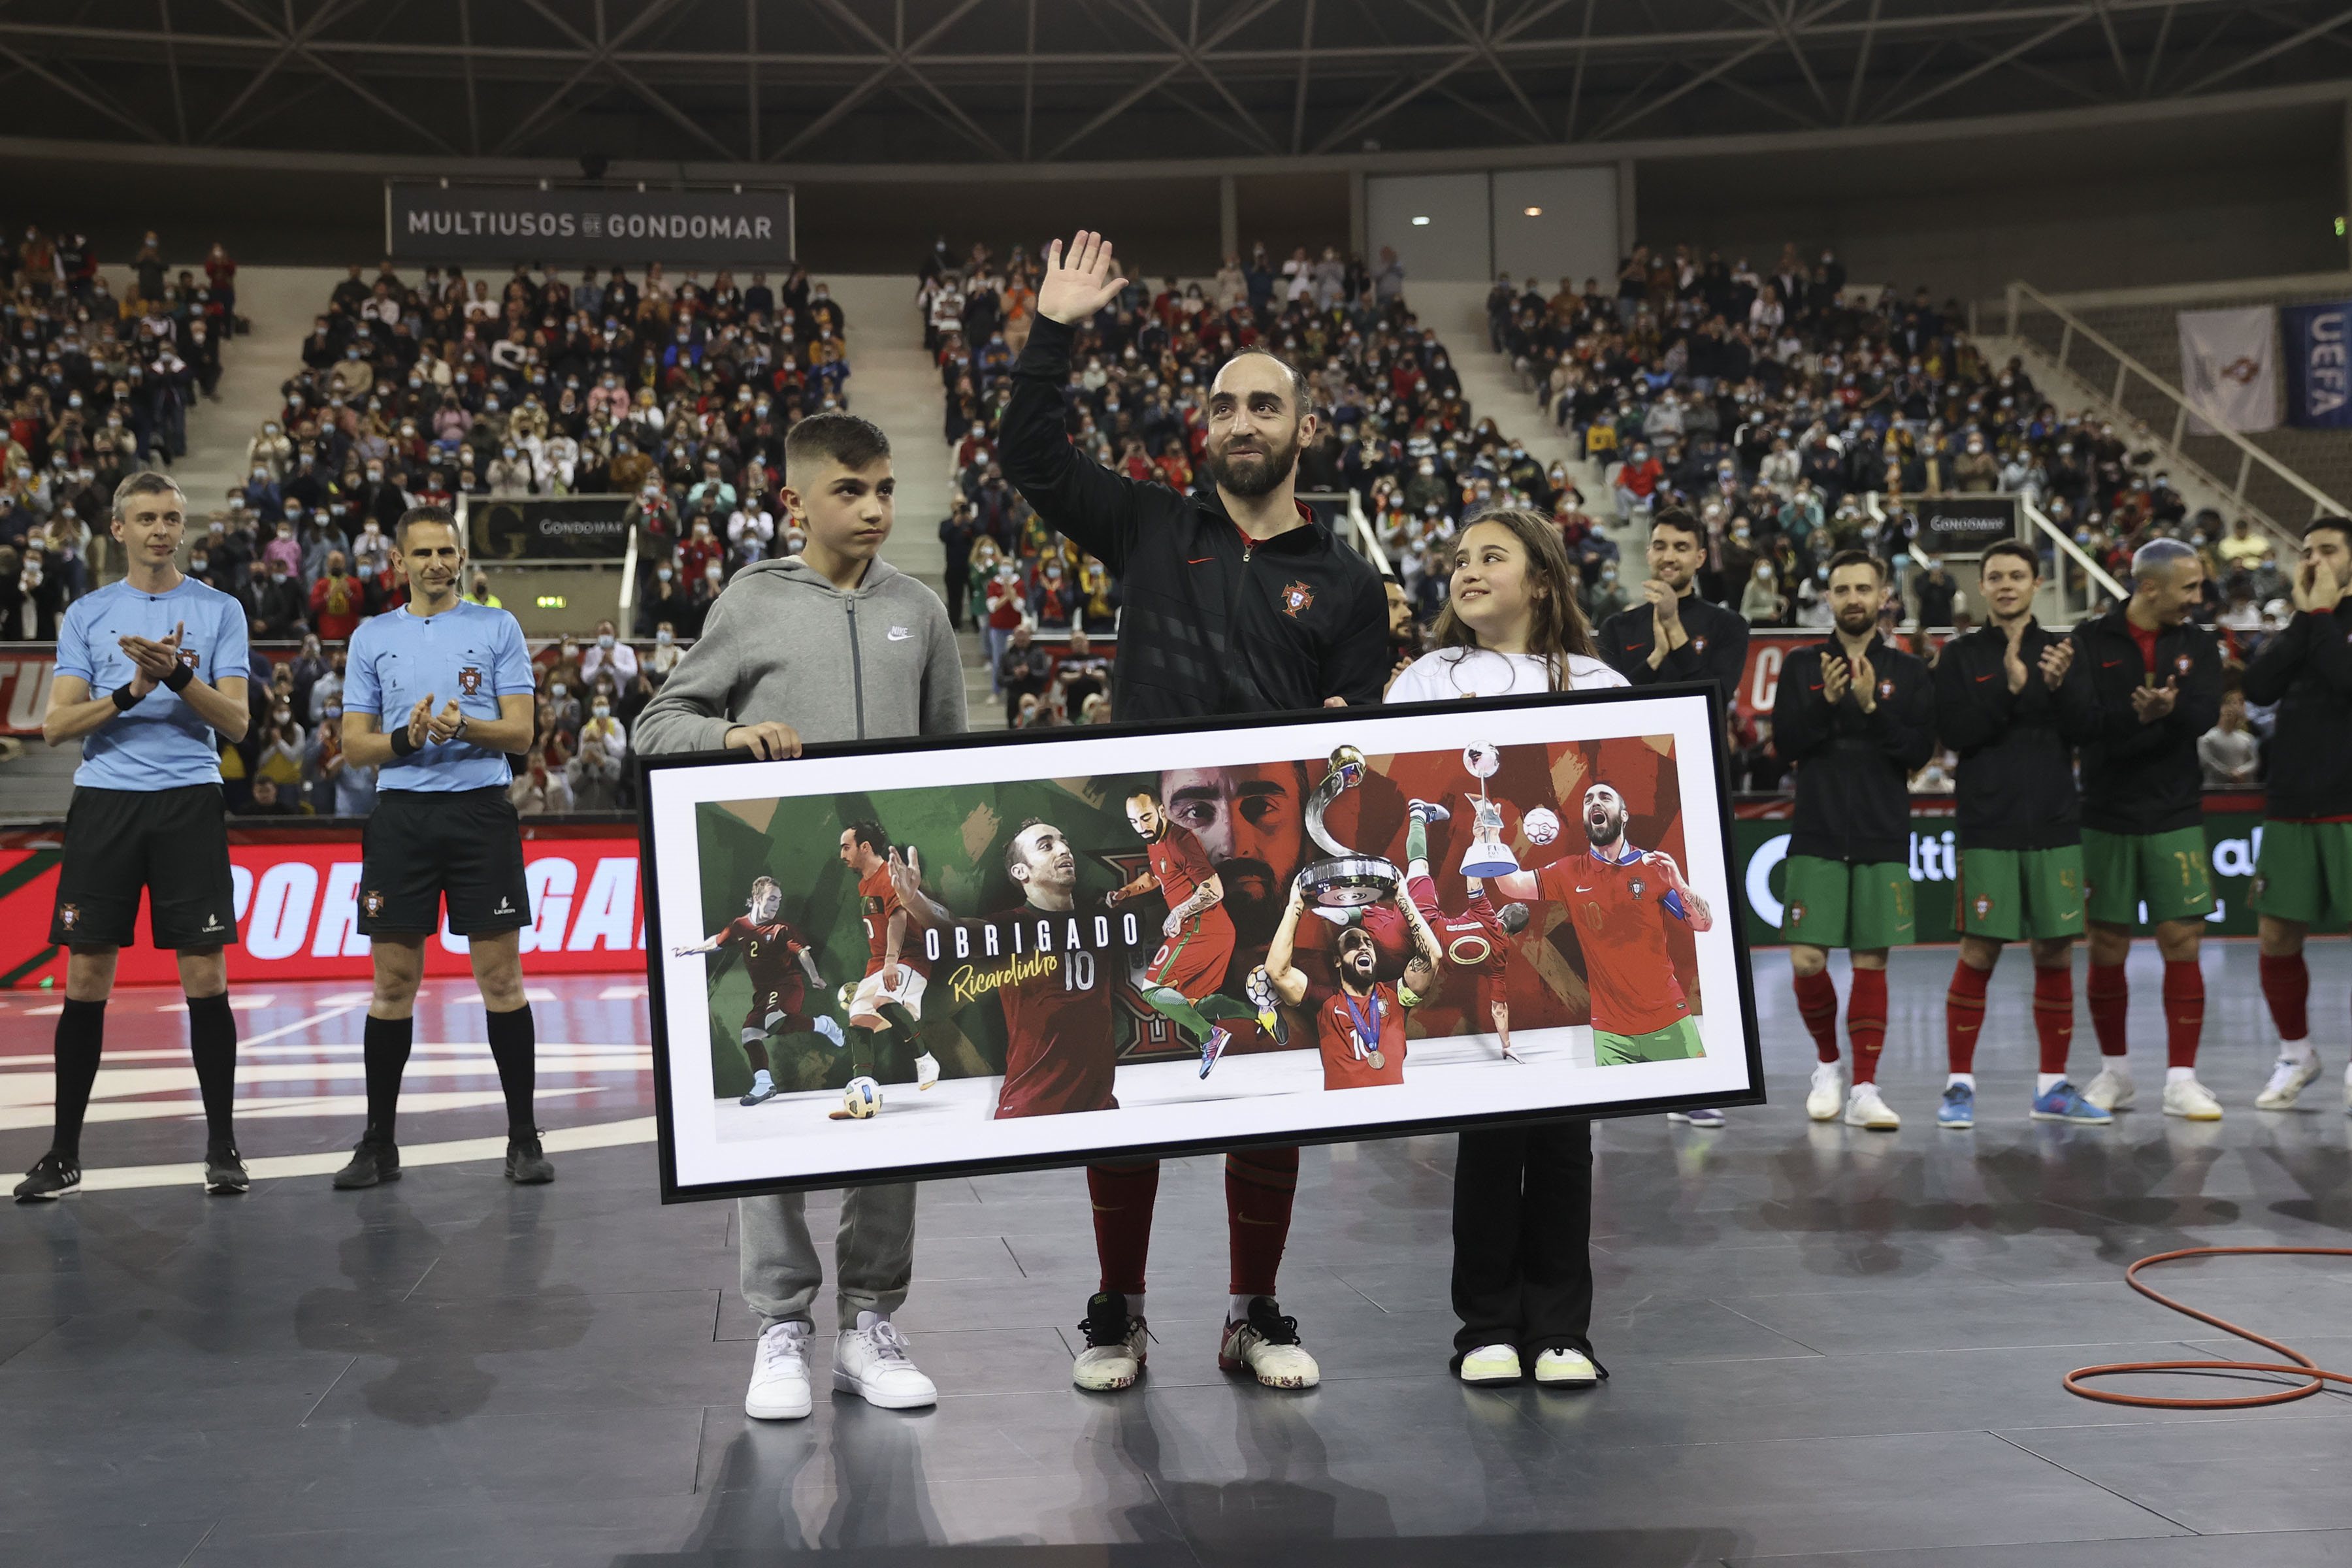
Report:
635,412,965,1421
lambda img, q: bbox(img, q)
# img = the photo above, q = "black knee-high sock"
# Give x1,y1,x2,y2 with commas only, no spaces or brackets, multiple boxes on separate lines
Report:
846,1024,879,1079
483,1005,537,1138
877,1001,922,1058
50,998,106,1163
363,1013,414,1139
186,993,238,1147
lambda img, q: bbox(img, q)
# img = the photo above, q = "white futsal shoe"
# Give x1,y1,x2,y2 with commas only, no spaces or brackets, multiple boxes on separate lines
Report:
1458,1344,1523,1384
915,1051,941,1091
745,1321,813,1420
2255,1054,2322,1110
2161,1075,2223,1122
1218,1297,1320,1388
1072,1291,1149,1392
1805,1062,1845,1121
1533,1348,1600,1386
2082,1064,2135,1112
1843,1082,1901,1130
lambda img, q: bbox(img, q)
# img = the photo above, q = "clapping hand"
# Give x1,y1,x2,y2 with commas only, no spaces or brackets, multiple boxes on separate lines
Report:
425,698,465,742
406,694,435,749
2002,619,2030,694
1037,232,1130,326
2131,677,2180,723
1850,650,1879,714
2037,638,2074,689
118,621,186,694
1820,653,1852,706
1644,578,1682,638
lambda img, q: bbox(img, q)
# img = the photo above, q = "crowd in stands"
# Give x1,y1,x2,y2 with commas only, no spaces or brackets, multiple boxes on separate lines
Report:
0,225,239,636
197,254,845,818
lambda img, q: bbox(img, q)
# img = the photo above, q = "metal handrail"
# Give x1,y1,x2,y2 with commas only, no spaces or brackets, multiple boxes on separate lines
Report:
2023,495,2128,606
2002,278,2344,540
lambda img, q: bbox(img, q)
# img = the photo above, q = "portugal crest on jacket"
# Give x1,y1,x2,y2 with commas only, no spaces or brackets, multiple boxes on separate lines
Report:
1280,581,1315,617
2174,653,2192,676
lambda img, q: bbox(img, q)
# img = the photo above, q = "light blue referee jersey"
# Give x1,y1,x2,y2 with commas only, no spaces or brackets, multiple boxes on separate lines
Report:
343,599,536,792
53,573,250,791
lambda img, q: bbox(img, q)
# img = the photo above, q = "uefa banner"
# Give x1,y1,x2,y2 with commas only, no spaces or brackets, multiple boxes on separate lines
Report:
1728,795,2269,945
387,183,795,268
2281,300,2352,429
0,826,645,988
640,687,1765,1202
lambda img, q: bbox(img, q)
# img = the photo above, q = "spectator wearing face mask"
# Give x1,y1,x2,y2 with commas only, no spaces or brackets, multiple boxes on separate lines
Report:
244,558,307,640
685,559,726,636
309,551,366,642
568,693,630,808
485,442,535,497
304,701,377,817
646,622,682,674
510,743,574,815
538,663,583,745
636,564,689,638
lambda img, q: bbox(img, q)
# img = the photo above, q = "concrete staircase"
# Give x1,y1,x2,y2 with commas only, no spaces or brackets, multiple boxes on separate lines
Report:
1403,280,1643,560
820,276,1000,726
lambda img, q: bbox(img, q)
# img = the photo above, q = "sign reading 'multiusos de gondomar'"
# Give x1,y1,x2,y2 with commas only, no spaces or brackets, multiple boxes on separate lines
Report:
387,183,796,267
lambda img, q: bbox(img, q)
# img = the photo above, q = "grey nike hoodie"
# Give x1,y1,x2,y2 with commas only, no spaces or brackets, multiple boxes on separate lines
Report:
632,555,967,755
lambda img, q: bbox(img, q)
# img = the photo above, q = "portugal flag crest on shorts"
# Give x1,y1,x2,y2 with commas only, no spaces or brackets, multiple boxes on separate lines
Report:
59,903,79,930
1972,892,1993,921
458,665,483,695
363,890,384,917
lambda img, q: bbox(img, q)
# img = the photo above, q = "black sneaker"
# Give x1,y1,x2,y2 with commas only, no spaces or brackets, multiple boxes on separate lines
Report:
331,1135,400,1190
203,1141,250,1195
13,1151,80,1202
504,1130,555,1185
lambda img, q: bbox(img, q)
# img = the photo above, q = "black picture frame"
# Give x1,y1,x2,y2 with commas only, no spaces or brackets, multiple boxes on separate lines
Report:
637,681,1764,1203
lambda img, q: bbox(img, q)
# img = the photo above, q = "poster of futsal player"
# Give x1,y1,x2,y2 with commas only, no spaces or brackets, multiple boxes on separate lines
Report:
639,685,1761,1200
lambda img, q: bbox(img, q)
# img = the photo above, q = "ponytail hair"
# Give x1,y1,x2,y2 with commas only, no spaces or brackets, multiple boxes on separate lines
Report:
1426,505,1597,692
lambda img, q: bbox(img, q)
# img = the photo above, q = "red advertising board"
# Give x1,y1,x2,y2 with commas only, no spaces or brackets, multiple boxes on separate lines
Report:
0,824,644,987
0,646,54,735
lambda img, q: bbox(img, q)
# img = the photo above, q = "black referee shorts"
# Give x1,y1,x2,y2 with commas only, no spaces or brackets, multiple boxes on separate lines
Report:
358,787,531,938
51,783,237,949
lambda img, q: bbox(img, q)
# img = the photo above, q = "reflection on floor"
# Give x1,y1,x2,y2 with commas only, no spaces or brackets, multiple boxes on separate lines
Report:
4,945,2351,1566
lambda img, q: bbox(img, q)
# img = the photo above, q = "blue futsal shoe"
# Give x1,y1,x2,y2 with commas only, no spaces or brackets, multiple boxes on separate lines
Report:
1936,1083,1975,1129
2031,1081,2113,1125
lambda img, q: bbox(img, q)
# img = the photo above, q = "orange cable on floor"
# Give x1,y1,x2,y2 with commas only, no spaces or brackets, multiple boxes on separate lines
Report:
2064,1247,2352,1409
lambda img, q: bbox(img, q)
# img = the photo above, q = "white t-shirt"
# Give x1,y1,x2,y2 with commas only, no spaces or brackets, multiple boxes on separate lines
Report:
1385,647,1629,704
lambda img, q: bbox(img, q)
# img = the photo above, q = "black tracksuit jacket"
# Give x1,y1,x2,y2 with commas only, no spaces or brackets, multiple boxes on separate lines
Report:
1771,639,1937,864
2241,602,2352,820
999,317,1388,721
1932,619,2101,851
1595,594,1750,701
2072,608,2223,836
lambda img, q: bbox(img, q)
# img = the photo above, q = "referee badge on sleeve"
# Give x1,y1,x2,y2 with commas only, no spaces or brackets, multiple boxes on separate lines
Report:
458,666,483,695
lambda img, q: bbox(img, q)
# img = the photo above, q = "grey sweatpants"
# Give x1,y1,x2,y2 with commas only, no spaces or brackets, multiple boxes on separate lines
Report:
738,1184,917,1328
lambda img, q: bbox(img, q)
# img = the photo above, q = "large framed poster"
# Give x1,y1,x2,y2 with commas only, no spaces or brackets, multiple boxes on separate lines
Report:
639,685,1762,1201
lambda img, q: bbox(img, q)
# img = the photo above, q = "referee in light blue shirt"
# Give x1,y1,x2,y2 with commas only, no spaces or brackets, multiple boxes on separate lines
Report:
333,503,553,1188
20,472,253,1203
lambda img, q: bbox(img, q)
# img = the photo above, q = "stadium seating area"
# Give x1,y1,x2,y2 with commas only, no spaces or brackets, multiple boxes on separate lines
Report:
1490,242,2281,635
0,225,239,635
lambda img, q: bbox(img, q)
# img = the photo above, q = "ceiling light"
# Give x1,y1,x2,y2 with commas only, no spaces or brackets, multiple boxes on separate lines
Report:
1524,206,1543,217
1411,215,1431,226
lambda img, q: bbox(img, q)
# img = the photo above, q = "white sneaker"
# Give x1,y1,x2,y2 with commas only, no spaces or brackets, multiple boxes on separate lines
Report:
833,1312,938,1409
745,1321,813,1420
1071,1291,1148,1391
915,1051,940,1090
2082,1065,2134,1111
1844,1082,1900,1130
1533,1347,1599,1386
1458,1343,1522,1384
1218,1298,1320,1389
814,1016,845,1049
2255,1054,2322,1110
2161,1076,2223,1122
1805,1062,1844,1121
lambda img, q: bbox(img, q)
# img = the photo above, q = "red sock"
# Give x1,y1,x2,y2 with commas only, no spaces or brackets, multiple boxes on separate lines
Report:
1793,970,1842,1063
1086,1160,1160,1296
1945,958,1991,1074
1224,1145,1298,1299
2087,962,2129,1058
2260,953,2310,1042
2033,966,2076,1077
1847,968,1889,1085
2162,960,2204,1070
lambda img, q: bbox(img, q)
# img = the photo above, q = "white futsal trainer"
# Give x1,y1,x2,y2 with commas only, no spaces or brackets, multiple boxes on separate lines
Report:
1218,1297,1320,1388
1805,1062,1845,1121
2255,1050,2323,1111
2082,1063,2134,1111
1458,1344,1523,1384
1844,1081,1901,1130
745,1321,813,1420
1073,1290,1151,1391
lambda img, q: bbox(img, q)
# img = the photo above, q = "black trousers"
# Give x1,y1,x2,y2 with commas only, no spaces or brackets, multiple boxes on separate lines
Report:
1450,1119,1599,1365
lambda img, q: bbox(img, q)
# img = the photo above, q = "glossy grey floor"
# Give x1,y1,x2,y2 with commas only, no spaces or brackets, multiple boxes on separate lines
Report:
7,945,2352,1567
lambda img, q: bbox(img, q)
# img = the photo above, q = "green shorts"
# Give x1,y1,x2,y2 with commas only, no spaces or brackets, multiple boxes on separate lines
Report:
1595,1016,1705,1065
1955,845,2085,941
1782,856,1915,951
2082,825,2214,926
2249,819,2352,930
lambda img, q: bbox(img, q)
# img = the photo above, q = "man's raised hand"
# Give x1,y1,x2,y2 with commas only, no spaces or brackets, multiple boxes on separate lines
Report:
1037,232,1129,326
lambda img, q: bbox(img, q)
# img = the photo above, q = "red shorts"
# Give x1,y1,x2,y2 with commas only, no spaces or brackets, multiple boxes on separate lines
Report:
742,984,809,1036
1145,911,1237,998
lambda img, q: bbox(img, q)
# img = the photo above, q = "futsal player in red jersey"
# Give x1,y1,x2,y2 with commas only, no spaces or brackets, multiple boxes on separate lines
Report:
1261,875,1441,1089
1106,789,1256,1075
1397,798,1532,1058
670,874,841,1105
840,821,940,1091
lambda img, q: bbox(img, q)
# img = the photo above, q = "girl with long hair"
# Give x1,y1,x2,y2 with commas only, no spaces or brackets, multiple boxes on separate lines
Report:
1382,504,1622,1391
